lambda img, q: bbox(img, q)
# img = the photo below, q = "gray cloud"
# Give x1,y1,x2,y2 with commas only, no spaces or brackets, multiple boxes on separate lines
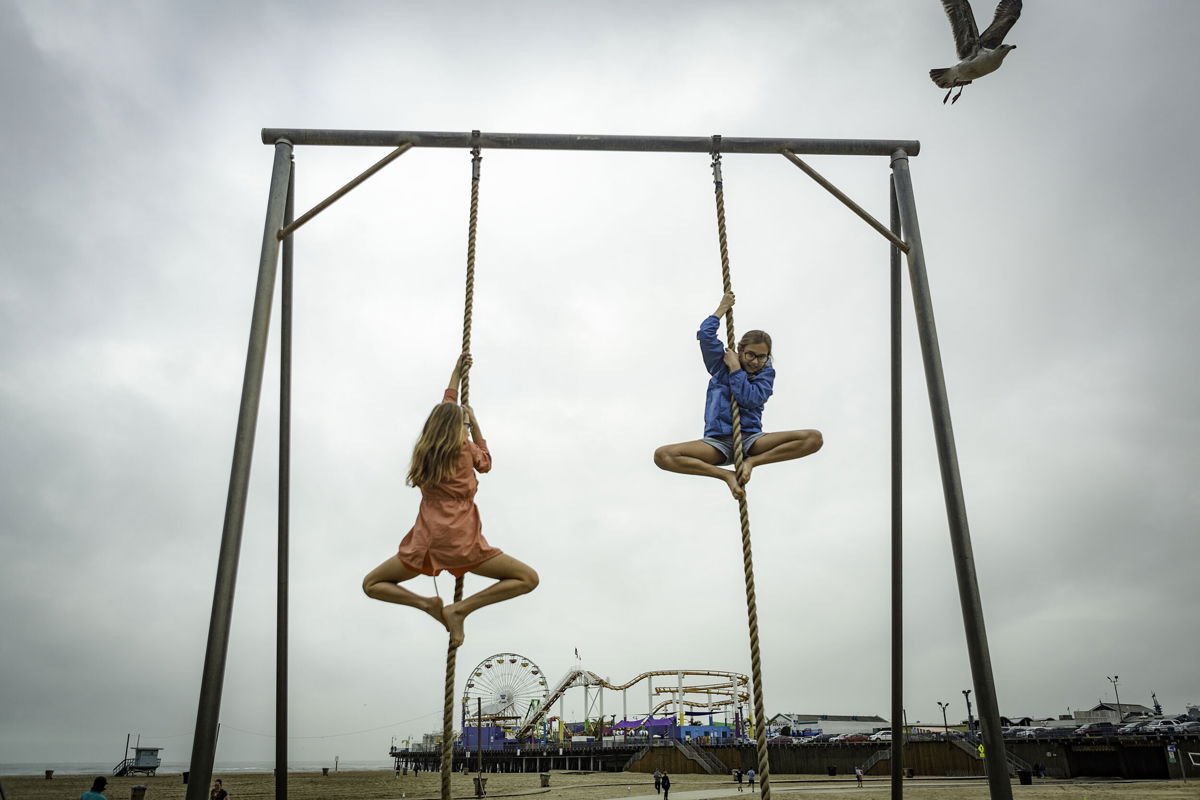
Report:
2,0,1197,766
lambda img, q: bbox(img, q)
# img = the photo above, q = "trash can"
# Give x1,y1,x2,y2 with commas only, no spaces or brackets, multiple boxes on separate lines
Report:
473,776,488,796
539,772,551,787
131,785,148,800
44,770,54,780
1017,770,1032,785
322,767,330,776
826,766,837,776
905,768,914,778
182,772,190,785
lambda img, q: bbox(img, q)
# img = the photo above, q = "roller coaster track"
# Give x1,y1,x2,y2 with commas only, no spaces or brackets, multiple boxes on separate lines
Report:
515,668,749,741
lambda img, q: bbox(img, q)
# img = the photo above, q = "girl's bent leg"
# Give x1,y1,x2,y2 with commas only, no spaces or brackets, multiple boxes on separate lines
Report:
653,439,744,499
362,557,447,630
442,554,539,647
740,429,824,483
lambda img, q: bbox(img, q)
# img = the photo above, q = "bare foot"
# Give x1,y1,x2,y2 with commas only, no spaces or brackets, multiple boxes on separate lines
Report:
721,471,745,500
737,460,754,485
419,595,447,631
442,602,466,648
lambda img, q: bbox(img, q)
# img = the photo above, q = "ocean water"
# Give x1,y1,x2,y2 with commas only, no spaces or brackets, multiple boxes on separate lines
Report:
0,760,394,777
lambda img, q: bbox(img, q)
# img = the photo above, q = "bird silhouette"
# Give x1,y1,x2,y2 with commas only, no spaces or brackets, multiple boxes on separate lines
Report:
930,0,1022,104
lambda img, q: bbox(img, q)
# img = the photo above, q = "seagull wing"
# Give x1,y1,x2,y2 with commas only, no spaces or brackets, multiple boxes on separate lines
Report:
979,0,1022,49
941,0,980,60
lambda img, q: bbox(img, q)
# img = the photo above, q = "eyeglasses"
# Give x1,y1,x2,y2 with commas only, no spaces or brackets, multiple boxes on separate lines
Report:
739,349,769,362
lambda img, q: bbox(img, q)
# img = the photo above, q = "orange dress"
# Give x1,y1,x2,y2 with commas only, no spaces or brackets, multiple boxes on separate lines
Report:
397,389,502,578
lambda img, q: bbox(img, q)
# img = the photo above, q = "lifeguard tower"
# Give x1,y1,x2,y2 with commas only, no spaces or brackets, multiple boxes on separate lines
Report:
114,745,162,777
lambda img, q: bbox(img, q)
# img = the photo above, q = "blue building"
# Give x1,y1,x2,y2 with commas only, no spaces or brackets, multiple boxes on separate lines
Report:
462,725,507,751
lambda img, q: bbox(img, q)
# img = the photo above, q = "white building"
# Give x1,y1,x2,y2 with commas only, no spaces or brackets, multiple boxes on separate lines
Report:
767,712,887,737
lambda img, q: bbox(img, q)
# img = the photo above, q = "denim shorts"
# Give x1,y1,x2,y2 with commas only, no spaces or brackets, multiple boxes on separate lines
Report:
702,432,765,466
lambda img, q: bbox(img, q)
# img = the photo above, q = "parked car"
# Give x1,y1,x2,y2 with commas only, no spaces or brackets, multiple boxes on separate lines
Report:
1144,720,1181,735
1179,721,1200,734
1075,722,1117,737
1014,727,1048,738
1117,720,1152,735
803,733,840,743
869,730,893,741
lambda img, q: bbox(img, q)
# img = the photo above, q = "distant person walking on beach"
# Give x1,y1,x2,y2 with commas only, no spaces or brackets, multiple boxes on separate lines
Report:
746,768,755,792
734,768,744,791
362,353,539,647
661,772,671,800
653,769,663,794
855,766,864,787
80,776,108,800
210,778,228,800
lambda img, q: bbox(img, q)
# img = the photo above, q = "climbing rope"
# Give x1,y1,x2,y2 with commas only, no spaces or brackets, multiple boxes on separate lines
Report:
710,136,772,800
441,133,483,800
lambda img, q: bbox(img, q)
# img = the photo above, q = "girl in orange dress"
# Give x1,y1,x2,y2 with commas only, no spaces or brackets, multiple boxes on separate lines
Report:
363,354,538,647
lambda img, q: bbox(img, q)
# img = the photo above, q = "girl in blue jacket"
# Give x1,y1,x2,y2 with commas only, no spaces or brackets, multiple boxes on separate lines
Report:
654,292,822,498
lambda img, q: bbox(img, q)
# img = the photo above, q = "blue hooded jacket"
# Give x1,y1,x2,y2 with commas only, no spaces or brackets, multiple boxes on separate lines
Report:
697,315,775,438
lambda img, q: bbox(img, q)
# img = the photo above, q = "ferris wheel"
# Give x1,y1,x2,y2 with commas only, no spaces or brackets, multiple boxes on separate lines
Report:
462,652,548,728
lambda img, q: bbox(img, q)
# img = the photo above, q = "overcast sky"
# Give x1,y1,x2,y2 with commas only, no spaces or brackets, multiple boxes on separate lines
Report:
2,0,1198,768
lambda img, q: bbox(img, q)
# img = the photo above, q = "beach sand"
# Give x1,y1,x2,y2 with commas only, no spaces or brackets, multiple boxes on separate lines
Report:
3,770,1197,800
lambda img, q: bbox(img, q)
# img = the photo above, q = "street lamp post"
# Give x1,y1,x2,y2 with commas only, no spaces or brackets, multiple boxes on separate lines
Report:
963,690,975,742
1107,676,1122,724
938,701,950,748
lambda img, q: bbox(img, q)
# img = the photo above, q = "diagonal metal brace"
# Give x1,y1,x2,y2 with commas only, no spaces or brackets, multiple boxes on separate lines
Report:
277,142,413,240
781,149,909,253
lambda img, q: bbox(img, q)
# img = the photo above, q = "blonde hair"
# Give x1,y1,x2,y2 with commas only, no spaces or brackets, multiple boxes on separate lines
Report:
406,402,466,488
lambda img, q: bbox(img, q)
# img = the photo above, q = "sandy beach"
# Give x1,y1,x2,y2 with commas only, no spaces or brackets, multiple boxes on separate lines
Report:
3,770,1197,800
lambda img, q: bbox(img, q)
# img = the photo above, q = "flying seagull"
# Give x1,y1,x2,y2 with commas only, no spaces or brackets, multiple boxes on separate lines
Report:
931,0,1022,104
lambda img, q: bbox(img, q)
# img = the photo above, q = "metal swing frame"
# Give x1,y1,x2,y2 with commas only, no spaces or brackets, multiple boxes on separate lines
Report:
185,128,1013,800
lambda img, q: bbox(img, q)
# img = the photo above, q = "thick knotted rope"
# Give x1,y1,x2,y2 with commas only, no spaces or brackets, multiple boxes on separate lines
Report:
441,136,482,800
711,139,771,800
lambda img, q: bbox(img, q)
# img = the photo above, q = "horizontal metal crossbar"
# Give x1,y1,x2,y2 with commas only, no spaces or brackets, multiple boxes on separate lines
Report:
262,128,920,157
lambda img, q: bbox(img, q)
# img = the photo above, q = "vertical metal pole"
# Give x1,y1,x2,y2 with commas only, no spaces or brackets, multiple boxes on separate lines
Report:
889,175,904,799
963,689,975,741
677,672,684,727
186,139,293,800
275,156,294,800
890,150,1011,800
